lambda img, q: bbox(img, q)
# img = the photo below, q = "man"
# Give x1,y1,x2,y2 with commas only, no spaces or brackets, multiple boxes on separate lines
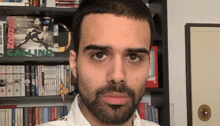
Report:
40,0,159,126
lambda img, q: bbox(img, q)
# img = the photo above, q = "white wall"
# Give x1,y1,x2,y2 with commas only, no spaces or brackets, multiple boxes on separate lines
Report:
168,0,220,126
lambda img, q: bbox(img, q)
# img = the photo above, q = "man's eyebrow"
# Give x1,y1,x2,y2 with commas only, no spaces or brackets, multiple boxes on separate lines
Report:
83,44,112,53
126,48,150,54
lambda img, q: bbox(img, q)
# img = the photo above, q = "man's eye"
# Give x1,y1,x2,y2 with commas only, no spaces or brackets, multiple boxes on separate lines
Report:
127,54,141,62
92,52,107,60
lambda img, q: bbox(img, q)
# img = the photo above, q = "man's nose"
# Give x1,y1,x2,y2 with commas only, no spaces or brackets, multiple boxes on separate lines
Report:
106,55,127,83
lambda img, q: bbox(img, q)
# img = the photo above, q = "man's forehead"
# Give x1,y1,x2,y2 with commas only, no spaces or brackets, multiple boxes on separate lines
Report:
79,13,151,51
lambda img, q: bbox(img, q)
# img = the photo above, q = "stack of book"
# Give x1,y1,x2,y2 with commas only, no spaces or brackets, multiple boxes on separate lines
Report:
138,102,159,124
0,105,68,125
0,65,73,97
55,0,80,8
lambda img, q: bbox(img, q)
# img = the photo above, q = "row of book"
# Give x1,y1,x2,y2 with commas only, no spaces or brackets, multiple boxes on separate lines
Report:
0,105,68,126
29,0,46,7
0,65,73,97
138,102,159,124
0,0,29,6
56,0,80,8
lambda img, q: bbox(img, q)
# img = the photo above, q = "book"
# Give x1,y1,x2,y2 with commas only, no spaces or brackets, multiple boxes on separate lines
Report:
43,107,48,123
138,102,144,119
146,46,159,88
30,65,36,96
35,107,39,125
12,108,15,126
5,16,56,57
0,2,25,6
24,65,30,96
0,65,6,97
13,65,21,96
28,108,33,126
0,109,6,126
24,108,28,126
5,65,14,97
20,65,25,96
0,21,6,57
5,108,12,126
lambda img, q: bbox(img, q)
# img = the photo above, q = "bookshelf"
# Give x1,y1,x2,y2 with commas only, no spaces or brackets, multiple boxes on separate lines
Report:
0,0,169,125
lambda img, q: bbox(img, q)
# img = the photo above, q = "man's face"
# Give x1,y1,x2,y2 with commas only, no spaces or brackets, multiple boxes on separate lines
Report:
70,13,151,124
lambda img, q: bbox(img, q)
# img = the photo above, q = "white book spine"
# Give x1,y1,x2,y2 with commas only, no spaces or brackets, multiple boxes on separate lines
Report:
6,109,12,126
6,66,13,97
16,108,21,126
0,65,6,97
13,66,21,97
0,21,5,57
20,66,25,96
20,108,23,126
0,109,6,126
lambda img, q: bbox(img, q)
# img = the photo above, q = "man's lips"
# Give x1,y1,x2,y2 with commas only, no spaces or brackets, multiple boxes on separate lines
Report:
102,93,130,105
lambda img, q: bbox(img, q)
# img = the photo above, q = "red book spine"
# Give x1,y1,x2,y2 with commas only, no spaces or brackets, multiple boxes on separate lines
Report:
28,108,33,126
51,107,55,121
35,107,39,125
138,102,144,119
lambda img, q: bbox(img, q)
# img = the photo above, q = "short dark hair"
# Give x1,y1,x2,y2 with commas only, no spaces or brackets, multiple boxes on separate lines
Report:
71,0,154,54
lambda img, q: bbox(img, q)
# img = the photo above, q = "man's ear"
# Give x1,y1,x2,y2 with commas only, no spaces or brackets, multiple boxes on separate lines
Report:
69,50,77,78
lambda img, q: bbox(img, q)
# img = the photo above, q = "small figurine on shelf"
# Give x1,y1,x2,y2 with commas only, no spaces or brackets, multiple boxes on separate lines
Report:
58,83,69,102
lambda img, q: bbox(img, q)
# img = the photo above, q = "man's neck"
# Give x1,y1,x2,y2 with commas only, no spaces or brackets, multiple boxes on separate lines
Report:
80,103,133,126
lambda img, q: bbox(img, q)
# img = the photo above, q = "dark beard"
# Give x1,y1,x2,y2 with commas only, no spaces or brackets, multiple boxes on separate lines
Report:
79,83,144,125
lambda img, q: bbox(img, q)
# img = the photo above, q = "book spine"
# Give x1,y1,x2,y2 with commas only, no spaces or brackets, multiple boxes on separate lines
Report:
24,108,28,126
30,65,36,96
154,107,159,124
13,65,21,97
43,107,48,123
12,108,15,126
15,108,21,126
35,66,39,96
35,107,39,125
151,106,156,122
63,106,67,116
148,105,152,121
20,108,23,126
32,107,36,126
138,102,144,119
25,65,30,96
29,0,33,7
20,66,25,96
28,108,32,126
38,65,41,96
59,106,64,118
54,107,57,120
32,0,36,7
39,107,43,124
48,107,51,121
51,107,55,121
0,109,6,126
6,65,14,97
145,103,149,120
57,106,60,119
0,65,6,97
146,46,159,88
0,21,5,57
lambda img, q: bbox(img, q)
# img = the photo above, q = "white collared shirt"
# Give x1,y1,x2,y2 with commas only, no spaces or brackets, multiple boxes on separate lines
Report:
38,94,160,126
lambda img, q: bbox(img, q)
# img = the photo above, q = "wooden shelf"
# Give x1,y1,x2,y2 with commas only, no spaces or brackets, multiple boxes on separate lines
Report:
0,57,69,64
0,94,76,107
146,88,165,93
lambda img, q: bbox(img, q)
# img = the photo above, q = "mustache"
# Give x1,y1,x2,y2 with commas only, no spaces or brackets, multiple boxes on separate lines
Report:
95,83,135,98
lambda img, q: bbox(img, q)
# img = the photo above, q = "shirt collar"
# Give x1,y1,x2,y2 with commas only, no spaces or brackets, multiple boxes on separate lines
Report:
66,94,143,126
